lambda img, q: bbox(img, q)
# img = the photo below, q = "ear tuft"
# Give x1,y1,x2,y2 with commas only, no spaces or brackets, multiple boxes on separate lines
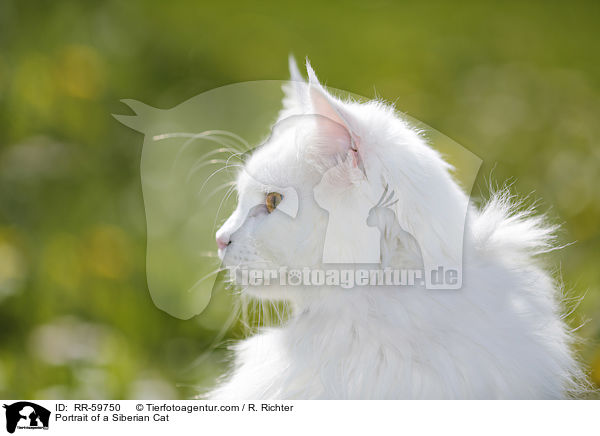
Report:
305,58,319,87
279,55,308,119
304,59,365,175
288,54,304,83
304,59,354,138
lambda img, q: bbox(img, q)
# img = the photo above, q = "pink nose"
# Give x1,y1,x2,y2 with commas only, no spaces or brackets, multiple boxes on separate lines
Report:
216,235,230,250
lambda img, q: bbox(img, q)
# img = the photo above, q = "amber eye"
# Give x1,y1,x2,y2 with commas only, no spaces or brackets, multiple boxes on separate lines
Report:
265,192,283,213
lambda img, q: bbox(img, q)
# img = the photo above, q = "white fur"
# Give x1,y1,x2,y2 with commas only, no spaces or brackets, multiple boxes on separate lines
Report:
209,59,586,399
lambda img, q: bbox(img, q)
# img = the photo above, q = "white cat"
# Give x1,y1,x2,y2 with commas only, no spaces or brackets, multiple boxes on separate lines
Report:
209,57,586,399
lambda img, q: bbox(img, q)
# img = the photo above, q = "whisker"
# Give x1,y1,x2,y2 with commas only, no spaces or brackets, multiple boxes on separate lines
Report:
213,184,237,230
195,147,245,164
187,267,227,292
154,131,249,184
153,130,250,149
225,151,246,167
175,138,242,183
197,164,243,195
174,135,245,169
207,181,237,202
186,159,232,183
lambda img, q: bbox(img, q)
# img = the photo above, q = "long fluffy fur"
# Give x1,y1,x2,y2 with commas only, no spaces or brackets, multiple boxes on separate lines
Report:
208,59,588,399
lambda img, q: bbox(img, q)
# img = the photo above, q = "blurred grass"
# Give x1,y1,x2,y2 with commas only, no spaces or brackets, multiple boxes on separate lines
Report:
0,0,599,398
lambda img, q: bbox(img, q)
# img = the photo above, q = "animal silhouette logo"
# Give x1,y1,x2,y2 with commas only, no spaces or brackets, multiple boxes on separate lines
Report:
113,80,481,317
2,402,50,434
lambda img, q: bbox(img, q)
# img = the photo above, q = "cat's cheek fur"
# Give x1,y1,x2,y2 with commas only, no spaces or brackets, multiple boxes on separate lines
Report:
221,195,328,301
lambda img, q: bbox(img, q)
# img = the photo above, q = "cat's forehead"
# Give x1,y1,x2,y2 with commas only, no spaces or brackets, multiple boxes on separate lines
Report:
242,127,302,185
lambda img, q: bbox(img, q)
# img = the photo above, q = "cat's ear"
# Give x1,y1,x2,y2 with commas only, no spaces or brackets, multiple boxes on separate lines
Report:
289,54,304,85
279,55,308,119
306,61,364,172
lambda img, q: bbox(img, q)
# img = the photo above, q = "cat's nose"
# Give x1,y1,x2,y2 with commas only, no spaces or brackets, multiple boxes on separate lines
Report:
216,233,230,250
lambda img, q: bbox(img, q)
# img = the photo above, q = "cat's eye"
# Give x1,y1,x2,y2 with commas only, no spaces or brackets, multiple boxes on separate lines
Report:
265,192,283,213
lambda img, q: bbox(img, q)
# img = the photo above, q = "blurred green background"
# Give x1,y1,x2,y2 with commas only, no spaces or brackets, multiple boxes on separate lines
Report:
0,0,599,399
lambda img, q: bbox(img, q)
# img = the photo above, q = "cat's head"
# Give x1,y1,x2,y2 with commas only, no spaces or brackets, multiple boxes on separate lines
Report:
216,58,467,300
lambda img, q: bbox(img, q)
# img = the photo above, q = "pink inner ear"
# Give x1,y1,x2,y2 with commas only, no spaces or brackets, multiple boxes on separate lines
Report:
313,115,353,156
309,86,354,155
308,83,366,176
310,86,346,127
